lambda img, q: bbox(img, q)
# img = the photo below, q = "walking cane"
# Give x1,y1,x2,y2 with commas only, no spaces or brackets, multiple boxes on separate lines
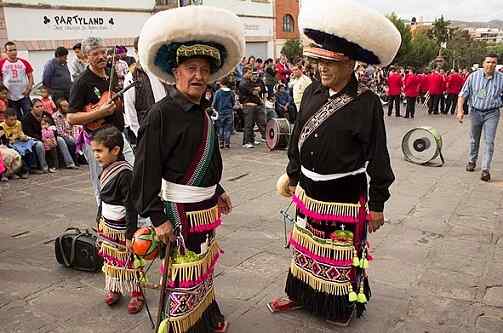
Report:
155,241,172,332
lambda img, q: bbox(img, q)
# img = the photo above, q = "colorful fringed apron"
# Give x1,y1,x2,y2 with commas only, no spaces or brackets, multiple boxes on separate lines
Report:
97,161,144,296
285,85,371,323
159,112,224,333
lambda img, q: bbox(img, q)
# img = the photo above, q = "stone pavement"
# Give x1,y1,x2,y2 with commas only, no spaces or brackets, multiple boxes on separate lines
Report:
2,105,503,333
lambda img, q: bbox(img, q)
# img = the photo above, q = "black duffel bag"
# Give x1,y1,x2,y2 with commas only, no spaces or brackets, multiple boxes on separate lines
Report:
55,227,103,272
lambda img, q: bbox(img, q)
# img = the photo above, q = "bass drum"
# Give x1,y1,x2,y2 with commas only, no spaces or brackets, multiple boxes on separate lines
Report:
266,118,291,150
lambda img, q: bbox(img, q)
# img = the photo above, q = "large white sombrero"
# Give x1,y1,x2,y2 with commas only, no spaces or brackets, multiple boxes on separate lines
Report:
138,6,245,84
299,0,401,66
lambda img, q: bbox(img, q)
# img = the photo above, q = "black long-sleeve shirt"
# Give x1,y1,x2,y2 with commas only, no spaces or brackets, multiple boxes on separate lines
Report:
238,78,263,105
99,163,138,240
132,85,224,227
287,76,394,212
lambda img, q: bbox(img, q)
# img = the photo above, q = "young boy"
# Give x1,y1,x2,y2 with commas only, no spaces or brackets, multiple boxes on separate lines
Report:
91,127,144,314
1,108,33,176
212,77,235,148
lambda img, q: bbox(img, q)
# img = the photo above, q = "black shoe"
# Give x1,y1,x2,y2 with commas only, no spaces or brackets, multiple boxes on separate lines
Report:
466,161,476,172
481,170,491,182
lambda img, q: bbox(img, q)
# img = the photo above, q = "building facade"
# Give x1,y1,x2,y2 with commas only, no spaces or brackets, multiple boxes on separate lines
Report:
274,0,299,58
180,0,275,60
0,0,277,82
0,0,171,82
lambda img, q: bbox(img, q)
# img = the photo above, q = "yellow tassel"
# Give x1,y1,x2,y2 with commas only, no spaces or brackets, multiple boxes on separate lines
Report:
360,258,369,269
357,285,367,303
352,249,360,267
348,285,358,302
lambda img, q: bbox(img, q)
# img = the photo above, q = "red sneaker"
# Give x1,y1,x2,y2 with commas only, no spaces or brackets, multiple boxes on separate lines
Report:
266,297,302,313
104,291,121,305
127,296,145,314
214,321,229,333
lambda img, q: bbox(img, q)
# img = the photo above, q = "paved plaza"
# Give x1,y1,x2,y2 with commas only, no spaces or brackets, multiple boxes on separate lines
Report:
2,105,503,333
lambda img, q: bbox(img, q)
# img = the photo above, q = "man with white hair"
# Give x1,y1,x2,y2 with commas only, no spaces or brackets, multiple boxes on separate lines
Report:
132,6,244,333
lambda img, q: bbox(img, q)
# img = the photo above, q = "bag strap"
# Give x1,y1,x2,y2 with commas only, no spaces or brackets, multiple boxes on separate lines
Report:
58,235,72,268
298,84,367,152
65,227,82,234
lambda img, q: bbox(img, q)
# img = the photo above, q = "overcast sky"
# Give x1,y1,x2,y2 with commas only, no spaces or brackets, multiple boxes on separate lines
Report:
357,0,503,22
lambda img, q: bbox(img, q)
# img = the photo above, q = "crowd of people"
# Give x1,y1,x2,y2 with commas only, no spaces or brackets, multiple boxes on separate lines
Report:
0,36,500,186
0,41,135,182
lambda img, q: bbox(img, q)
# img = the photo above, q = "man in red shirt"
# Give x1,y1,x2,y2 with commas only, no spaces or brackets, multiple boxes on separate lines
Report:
403,68,420,118
387,67,402,116
428,69,444,114
445,69,464,114
439,69,447,113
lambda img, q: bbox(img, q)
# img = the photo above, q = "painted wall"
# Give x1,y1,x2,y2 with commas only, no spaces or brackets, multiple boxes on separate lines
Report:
4,0,155,10
4,7,151,41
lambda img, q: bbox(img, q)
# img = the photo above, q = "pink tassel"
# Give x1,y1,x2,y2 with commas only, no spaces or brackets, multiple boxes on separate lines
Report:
189,219,222,233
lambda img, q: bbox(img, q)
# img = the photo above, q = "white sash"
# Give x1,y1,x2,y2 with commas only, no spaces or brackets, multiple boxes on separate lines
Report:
161,180,216,203
102,202,126,221
301,162,368,182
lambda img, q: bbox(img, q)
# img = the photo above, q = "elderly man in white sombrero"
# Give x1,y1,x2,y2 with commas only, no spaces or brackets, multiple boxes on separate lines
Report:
272,0,401,326
132,6,244,333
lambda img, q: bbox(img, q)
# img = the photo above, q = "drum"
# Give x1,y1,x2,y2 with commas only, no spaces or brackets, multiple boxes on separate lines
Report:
401,126,444,166
266,118,291,150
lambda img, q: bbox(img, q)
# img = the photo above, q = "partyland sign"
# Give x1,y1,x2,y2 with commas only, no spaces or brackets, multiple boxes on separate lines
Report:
4,7,150,40
43,14,115,31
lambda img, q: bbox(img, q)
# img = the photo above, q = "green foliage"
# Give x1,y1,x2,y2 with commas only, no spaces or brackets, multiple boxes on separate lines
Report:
281,40,303,63
386,13,490,69
386,13,412,65
430,15,450,45
405,32,439,69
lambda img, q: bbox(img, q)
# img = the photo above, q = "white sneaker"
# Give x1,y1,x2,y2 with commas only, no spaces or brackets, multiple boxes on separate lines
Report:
254,141,261,145
48,168,57,173
243,143,255,148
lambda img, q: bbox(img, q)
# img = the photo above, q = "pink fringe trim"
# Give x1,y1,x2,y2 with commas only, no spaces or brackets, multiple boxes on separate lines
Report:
99,251,131,268
98,232,126,245
289,238,353,267
189,219,222,233
291,195,359,223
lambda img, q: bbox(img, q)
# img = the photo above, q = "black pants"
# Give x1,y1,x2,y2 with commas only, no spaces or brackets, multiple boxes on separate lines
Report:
445,94,458,114
46,148,59,169
440,94,446,113
242,105,266,145
428,94,441,114
387,95,401,116
405,97,416,118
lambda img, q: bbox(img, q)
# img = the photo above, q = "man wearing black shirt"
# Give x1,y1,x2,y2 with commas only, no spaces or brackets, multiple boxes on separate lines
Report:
132,7,244,332
272,0,400,326
67,37,134,204
239,67,266,148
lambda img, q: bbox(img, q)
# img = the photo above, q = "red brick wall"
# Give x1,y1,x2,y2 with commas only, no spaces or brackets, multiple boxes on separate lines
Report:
275,0,299,40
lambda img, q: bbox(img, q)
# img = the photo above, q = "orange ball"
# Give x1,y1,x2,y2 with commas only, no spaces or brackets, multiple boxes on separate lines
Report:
132,227,159,260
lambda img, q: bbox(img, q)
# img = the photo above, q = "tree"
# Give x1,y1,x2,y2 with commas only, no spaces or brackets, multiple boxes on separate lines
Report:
430,15,450,46
281,40,303,63
443,28,487,69
405,32,439,68
386,12,411,65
